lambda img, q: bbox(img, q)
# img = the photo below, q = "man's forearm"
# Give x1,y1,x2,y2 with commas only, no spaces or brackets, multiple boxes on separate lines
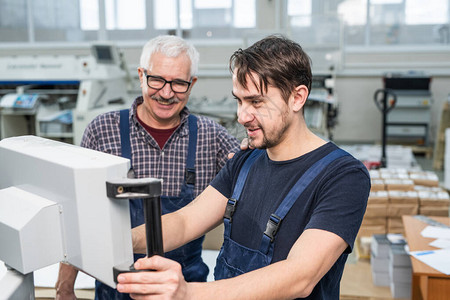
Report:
132,211,189,254
188,259,313,300
132,186,226,255
55,262,79,299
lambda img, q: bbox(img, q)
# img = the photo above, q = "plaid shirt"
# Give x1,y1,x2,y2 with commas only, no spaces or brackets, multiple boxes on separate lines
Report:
81,97,240,197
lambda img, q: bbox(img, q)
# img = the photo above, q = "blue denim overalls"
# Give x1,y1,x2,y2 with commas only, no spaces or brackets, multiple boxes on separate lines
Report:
95,109,208,299
214,148,348,280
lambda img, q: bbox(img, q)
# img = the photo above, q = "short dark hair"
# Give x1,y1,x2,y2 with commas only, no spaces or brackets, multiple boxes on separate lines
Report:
230,34,312,102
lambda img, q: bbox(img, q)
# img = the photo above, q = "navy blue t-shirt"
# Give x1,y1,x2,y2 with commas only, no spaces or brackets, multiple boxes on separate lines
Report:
210,142,370,299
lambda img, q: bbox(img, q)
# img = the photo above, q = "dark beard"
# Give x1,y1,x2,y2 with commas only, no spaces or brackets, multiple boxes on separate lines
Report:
248,108,290,149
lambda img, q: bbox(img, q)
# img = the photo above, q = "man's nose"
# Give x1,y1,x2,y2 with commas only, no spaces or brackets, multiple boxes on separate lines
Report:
237,104,255,125
158,82,175,98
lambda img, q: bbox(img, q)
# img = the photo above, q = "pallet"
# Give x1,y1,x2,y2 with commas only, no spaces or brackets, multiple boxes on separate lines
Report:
411,145,433,159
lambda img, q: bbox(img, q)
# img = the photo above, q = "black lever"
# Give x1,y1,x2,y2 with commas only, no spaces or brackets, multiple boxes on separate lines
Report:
106,178,163,283
373,88,397,168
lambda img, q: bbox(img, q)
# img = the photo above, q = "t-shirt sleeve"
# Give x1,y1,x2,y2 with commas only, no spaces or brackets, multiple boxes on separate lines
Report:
305,160,370,253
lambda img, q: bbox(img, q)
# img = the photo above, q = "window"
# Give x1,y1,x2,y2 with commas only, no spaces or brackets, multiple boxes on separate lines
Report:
287,0,312,27
334,0,450,46
80,0,146,31
32,0,82,42
405,0,448,25
0,0,28,42
153,0,255,37
234,0,256,28
154,0,191,30
80,0,99,31
106,0,146,30
337,0,366,26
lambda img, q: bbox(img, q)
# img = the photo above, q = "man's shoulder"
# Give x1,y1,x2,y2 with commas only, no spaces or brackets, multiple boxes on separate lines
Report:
192,114,238,143
227,149,263,170
193,114,222,128
88,110,120,127
320,144,370,182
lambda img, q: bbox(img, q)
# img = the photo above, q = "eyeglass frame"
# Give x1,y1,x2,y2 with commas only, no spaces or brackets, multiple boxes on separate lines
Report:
142,69,192,94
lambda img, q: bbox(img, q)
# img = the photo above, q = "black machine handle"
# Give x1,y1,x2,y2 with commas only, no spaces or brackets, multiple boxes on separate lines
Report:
373,88,397,114
107,178,164,283
143,196,164,257
373,88,397,168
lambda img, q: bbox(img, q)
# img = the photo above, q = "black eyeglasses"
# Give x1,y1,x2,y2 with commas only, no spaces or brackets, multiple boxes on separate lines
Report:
143,70,192,94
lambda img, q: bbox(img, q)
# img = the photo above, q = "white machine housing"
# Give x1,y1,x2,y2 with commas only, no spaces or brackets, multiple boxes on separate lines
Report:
0,44,132,145
0,135,135,288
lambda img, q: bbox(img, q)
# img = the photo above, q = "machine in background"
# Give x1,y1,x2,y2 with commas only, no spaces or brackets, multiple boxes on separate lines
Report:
306,74,338,141
382,73,432,146
188,74,339,143
0,43,133,145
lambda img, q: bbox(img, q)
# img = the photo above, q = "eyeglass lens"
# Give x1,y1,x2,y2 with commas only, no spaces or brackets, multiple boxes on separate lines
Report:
147,76,190,93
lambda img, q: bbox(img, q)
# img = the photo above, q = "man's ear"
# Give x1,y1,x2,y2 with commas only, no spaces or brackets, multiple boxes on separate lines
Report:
190,76,198,89
138,68,144,88
292,85,309,112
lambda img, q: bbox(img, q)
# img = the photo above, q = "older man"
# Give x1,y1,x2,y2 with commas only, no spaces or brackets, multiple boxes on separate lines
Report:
55,35,240,299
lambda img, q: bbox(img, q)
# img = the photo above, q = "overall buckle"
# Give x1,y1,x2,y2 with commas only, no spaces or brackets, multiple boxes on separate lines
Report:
224,198,237,221
185,168,196,185
264,214,282,242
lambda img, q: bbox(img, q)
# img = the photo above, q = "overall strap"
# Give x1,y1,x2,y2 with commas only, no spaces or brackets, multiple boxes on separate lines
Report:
259,148,349,254
185,114,198,186
223,149,264,237
119,109,132,162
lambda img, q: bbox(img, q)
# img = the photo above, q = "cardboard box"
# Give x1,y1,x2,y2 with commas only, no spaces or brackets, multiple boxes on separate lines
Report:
362,217,387,226
388,190,419,204
365,203,388,217
379,168,409,179
371,179,386,191
387,217,403,229
388,204,418,217
369,169,380,179
419,206,450,216
387,217,405,234
358,224,386,237
385,179,415,191
409,171,440,187
418,191,450,206
368,191,389,204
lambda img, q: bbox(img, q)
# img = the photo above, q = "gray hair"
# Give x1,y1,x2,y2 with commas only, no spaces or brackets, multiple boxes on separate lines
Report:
139,35,199,77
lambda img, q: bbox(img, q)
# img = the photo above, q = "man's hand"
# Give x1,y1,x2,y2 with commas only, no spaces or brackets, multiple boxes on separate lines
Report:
117,256,189,300
227,138,251,159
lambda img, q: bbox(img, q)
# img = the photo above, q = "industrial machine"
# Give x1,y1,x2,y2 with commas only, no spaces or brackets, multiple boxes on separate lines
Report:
0,43,132,145
306,74,338,140
189,74,338,142
382,73,432,146
0,136,162,298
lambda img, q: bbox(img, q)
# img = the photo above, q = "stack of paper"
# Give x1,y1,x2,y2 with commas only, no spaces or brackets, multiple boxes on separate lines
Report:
409,225,450,275
371,234,390,286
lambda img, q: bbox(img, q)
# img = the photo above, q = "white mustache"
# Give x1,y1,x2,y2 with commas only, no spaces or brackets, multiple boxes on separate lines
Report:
151,95,181,105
